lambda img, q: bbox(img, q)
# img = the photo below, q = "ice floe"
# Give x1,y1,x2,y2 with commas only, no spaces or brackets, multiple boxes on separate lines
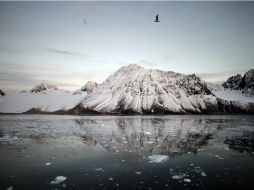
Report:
183,179,191,183
50,176,67,185
172,175,185,180
148,155,169,163
0,135,18,142
189,129,201,135
95,168,104,172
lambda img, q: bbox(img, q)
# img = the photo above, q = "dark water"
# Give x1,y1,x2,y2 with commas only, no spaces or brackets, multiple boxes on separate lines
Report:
0,115,254,190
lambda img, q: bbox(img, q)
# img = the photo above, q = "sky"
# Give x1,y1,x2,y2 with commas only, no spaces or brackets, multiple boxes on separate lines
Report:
0,1,254,90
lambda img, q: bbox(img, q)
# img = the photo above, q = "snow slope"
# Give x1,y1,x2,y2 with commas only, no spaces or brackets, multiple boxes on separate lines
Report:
0,89,86,113
210,69,254,103
80,64,217,114
213,89,254,103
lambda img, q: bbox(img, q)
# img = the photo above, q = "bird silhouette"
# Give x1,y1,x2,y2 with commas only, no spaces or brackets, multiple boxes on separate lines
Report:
154,14,160,22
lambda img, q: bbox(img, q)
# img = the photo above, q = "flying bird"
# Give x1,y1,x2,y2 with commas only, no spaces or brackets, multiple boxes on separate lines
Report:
83,18,87,25
154,14,160,22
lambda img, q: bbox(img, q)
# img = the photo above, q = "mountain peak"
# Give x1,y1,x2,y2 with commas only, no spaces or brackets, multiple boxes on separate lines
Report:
222,69,254,95
31,82,58,93
73,81,98,95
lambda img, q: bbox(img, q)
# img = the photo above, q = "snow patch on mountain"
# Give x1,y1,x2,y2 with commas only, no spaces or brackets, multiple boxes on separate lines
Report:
213,90,254,103
210,69,254,102
80,64,217,114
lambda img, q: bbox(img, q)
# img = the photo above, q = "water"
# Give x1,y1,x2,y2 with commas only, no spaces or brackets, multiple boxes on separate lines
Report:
0,115,253,190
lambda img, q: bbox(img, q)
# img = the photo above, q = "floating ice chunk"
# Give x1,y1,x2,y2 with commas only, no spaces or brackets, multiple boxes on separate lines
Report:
145,142,154,144
144,132,151,135
172,175,184,180
0,135,18,142
108,177,114,181
45,162,52,166
50,176,67,185
148,155,169,164
95,168,103,171
6,187,13,190
201,171,207,177
183,179,191,183
135,172,142,175
189,129,201,135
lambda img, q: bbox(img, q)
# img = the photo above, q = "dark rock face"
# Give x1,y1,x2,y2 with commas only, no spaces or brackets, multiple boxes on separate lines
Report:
222,74,242,90
239,69,254,95
217,98,254,114
222,69,254,95
0,89,5,96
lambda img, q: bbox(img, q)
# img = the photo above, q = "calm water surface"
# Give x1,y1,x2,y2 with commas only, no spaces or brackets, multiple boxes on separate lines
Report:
0,115,254,190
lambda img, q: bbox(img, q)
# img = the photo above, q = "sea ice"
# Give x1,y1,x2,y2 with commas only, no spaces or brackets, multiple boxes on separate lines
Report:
148,155,169,164
95,168,103,171
172,175,184,180
50,176,67,185
183,179,191,183
0,135,18,142
189,129,201,135
201,171,207,177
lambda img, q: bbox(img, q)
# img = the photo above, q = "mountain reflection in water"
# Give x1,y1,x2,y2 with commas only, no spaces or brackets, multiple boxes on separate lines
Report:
75,118,217,156
0,115,254,190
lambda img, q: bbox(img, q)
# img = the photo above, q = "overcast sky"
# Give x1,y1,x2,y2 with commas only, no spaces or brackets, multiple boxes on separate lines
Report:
0,1,254,90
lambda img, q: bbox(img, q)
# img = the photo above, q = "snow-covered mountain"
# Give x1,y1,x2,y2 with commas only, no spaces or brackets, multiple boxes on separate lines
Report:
209,69,254,103
1,65,254,114
222,74,242,90
73,81,97,95
80,64,217,114
31,82,58,93
222,69,254,95
0,84,86,113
